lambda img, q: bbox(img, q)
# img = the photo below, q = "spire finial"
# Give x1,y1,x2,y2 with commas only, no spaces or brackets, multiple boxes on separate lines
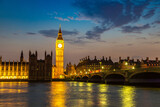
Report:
59,24,61,33
57,24,63,40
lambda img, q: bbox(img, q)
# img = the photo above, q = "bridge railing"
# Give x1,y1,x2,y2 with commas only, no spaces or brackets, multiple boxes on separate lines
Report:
67,67,160,78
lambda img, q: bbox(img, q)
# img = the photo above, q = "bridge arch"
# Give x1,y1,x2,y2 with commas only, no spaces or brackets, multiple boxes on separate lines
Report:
75,76,81,80
105,73,125,84
82,76,89,79
89,75,102,83
129,72,160,84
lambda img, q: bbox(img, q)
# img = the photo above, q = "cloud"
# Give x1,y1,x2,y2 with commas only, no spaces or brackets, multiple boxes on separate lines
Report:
13,33,18,35
68,16,74,20
39,29,78,38
38,29,89,44
85,26,108,40
153,41,160,44
64,37,87,44
149,33,160,37
152,20,160,25
127,44,133,46
143,9,155,19
73,0,160,40
144,41,160,45
54,17,69,21
26,32,36,35
136,37,147,40
121,24,150,33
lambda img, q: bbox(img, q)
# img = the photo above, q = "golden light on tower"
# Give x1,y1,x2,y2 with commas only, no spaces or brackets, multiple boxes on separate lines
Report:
54,24,64,79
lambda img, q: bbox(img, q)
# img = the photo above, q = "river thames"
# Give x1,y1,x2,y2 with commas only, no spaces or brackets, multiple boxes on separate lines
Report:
0,82,160,107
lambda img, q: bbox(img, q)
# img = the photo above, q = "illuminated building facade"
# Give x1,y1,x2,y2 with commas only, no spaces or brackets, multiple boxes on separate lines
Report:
0,51,29,80
66,62,76,76
118,57,160,69
72,56,160,76
0,51,52,81
0,26,65,80
53,25,64,79
75,56,113,75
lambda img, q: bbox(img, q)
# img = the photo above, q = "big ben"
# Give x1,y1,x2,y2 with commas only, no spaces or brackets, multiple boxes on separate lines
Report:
55,25,64,78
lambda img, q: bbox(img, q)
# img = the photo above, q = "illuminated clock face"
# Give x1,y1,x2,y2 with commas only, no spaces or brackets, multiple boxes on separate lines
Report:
58,43,62,48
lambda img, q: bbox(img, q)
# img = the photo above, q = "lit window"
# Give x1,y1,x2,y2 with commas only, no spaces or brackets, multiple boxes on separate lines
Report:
23,67,25,70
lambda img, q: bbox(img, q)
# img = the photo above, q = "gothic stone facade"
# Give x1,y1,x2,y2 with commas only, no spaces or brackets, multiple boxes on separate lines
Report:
0,51,52,81
29,51,52,81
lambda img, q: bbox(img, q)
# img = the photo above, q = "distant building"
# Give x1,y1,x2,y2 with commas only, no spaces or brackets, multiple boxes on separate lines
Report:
66,62,76,76
119,57,160,69
118,57,136,70
75,56,114,75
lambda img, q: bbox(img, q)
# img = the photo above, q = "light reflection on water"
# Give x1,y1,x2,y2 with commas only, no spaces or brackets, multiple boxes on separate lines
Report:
0,82,160,107
120,86,135,107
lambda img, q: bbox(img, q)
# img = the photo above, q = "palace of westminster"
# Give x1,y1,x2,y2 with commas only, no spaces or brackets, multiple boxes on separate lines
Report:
0,26,160,80
0,26,64,80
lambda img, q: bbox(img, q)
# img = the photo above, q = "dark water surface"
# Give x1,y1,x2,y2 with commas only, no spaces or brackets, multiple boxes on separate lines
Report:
0,82,160,107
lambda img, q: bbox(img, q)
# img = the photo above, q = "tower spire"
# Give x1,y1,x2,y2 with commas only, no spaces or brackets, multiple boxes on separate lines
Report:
59,24,61,33
20,50,24,62
57,24,63,40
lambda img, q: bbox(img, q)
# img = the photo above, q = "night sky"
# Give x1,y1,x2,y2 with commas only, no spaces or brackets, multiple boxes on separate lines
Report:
0,0,160,65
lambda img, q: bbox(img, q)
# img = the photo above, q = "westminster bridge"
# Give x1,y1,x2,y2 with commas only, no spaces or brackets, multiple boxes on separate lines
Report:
66,67,160,84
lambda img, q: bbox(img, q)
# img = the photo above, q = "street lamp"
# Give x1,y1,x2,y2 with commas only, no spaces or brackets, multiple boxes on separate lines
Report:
125,62,128,66
102,66,104,69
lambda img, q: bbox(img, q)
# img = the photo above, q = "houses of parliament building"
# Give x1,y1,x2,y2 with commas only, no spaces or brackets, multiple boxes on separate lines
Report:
0,26,64,81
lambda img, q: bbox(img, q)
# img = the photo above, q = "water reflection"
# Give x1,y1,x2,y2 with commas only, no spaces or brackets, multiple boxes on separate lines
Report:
98,84,108,107
0,82,28,107
50,82,66,107
120,86,136,107
0,82,160,107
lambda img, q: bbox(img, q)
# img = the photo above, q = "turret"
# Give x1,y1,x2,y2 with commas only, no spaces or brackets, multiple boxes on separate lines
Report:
105,57,108,61
0,56,2,64
146,57,149,62
35,51,37,57
51,51,53,58
88,56,90,60
20,50,24,62
29,50,31,57
156,57,158,62
119,57,121,61
102,56,104,60
45,51,47,58
94,56,97,60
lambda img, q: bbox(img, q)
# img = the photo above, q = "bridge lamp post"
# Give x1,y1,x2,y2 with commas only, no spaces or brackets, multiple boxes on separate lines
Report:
101,66,104,72
132,66,135,70
99,62,102,72
125,62,128,66
102,66,104,69
80,71,82,75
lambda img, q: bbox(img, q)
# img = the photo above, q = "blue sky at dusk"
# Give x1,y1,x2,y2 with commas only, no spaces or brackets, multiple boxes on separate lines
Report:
0,0,160,65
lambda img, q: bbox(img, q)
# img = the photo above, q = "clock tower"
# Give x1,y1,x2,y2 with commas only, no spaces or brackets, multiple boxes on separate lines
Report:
55,25,64,78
